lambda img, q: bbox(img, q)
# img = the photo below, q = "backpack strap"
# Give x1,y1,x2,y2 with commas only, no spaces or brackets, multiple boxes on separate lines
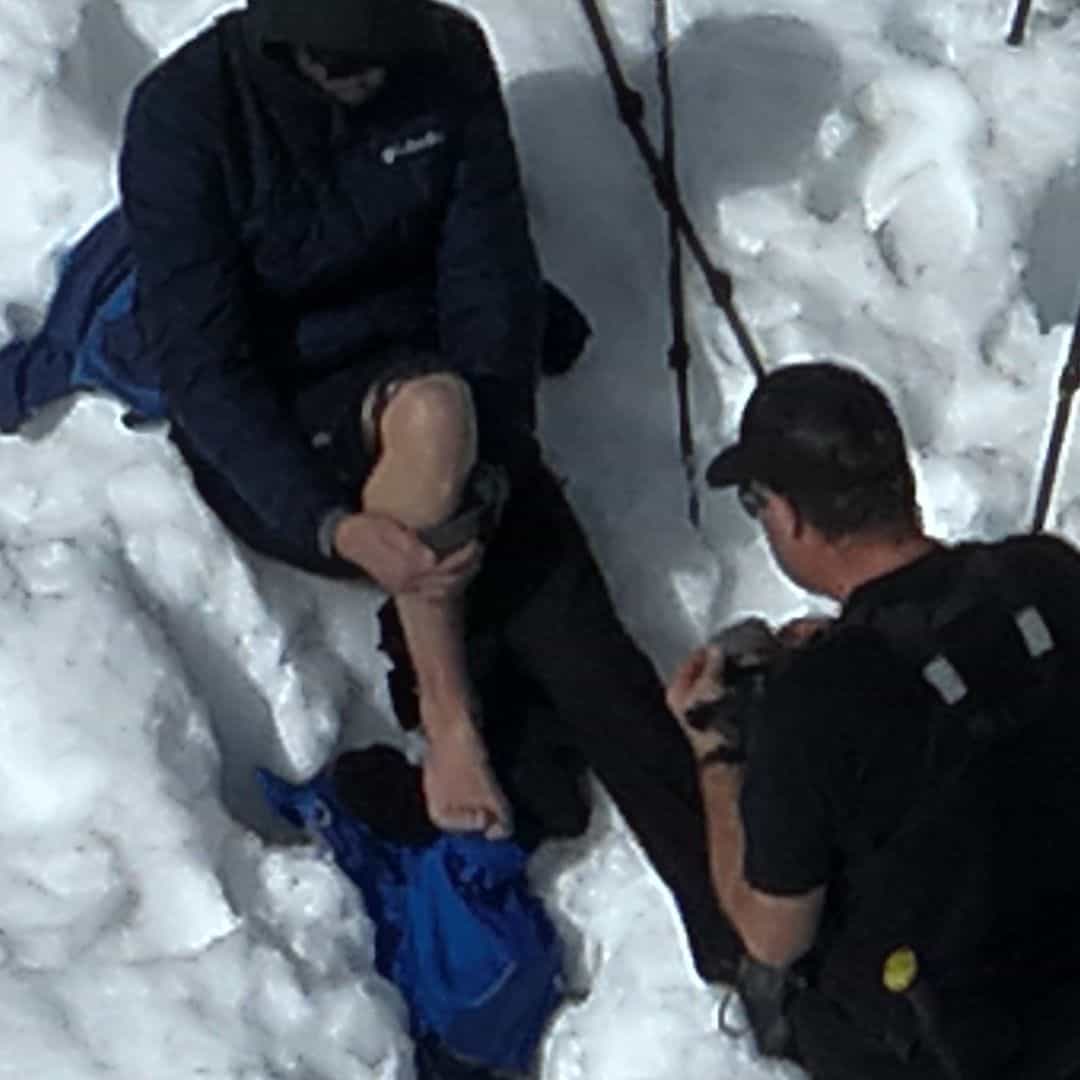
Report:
843,545,1061,748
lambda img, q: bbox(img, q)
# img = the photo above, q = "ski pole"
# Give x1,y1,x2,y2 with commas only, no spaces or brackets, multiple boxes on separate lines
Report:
576,0,765,382
653,0,700,526
1007,0,1034,46
1031,304,1080,532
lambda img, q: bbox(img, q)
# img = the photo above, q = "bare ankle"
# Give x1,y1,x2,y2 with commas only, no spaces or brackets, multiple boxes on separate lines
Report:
419,693,479,741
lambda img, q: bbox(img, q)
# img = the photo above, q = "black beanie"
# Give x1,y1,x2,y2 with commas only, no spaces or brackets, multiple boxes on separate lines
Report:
249,0,438,58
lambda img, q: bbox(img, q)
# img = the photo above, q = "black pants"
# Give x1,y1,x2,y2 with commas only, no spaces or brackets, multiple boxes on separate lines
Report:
173,404,741,982
380,462,741,981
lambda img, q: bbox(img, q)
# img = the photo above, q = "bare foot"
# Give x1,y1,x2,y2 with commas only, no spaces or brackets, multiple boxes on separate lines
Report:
421,715,513,839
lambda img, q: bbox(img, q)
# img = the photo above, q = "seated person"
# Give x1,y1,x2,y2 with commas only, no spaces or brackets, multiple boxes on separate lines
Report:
119,0,740,984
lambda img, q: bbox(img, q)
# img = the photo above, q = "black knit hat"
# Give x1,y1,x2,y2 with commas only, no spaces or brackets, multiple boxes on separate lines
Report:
706,361,909,495
249,0,440,60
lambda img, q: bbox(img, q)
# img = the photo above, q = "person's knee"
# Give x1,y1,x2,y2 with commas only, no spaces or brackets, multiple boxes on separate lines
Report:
362,372,478,528
378,373,477,470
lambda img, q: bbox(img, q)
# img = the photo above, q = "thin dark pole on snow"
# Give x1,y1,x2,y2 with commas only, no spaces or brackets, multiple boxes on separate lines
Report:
1031,305,1080,532
654,0,700,526
1007,0,1035,46
576,0,766,383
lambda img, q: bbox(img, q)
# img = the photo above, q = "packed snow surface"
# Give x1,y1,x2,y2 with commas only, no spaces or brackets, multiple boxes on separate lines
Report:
2,0,1080,1077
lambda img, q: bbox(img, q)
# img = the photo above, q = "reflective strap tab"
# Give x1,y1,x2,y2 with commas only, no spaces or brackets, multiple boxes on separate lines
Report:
922,655,968,706
1015,606,1054,659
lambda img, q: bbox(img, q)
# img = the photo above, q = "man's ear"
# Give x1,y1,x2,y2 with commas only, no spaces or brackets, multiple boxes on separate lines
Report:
770,492,803,540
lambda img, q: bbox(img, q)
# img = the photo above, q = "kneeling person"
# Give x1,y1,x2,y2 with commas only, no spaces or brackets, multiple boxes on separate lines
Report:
669,362,1080,1078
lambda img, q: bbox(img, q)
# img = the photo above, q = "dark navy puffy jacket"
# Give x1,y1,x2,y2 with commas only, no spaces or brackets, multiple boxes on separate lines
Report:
119,5,543,558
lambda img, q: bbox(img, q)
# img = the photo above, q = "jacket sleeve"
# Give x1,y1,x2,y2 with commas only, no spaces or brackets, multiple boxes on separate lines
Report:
436,21,544,462
119,65,347,559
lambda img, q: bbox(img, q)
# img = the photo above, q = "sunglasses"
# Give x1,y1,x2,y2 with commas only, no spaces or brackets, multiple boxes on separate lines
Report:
737,482,768,519
302,46,385,79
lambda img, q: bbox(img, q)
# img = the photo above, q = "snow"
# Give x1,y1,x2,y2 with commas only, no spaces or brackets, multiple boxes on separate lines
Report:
0,0,1078,1077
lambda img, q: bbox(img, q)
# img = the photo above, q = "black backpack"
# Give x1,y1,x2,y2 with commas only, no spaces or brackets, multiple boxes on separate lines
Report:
809,545,1079,1077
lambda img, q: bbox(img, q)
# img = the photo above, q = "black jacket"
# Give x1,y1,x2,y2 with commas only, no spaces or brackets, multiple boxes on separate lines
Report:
119,5,543,557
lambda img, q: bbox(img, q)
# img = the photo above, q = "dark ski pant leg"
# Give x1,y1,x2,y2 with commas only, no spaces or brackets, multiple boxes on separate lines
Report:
472,464,742,982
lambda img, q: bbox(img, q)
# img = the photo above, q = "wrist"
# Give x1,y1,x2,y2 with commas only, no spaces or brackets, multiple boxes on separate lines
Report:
697,742,746,769
420,701,482,743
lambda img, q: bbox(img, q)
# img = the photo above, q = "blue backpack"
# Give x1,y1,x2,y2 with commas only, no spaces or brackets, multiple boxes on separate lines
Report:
257,760,564,1076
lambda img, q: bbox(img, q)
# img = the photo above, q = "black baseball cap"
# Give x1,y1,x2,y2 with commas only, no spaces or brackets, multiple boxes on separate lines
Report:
705,362,909,494
249,0,441,63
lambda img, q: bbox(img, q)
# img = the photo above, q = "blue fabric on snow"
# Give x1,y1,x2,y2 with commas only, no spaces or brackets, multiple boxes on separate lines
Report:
0,208,164,433
257,765,563,1075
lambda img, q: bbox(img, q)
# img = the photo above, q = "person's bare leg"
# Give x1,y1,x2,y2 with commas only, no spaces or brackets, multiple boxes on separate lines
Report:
362,373,510,836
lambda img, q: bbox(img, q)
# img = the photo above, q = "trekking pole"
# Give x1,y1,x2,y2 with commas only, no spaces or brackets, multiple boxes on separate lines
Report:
654,0,700,526
1031,302,1080,532
576,0,766,382
1007,0,1035,46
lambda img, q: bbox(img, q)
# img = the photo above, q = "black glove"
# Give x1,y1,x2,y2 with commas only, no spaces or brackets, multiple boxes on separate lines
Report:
733,953,799,1058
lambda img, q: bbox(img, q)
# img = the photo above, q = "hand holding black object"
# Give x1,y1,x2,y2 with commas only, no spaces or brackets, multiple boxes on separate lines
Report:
666,644,719,715
669,617,782,763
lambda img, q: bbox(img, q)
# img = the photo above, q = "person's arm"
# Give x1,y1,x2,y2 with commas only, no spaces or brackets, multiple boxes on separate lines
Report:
119,59,347,561
669,644,825,968
436,20,544,461
697,759,824,967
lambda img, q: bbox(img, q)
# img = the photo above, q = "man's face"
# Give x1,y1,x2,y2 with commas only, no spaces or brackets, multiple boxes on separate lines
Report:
739,482,826,596
295,47,387,106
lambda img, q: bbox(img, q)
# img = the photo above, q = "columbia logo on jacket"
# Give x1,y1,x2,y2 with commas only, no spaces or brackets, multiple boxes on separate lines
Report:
381,130,446,165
